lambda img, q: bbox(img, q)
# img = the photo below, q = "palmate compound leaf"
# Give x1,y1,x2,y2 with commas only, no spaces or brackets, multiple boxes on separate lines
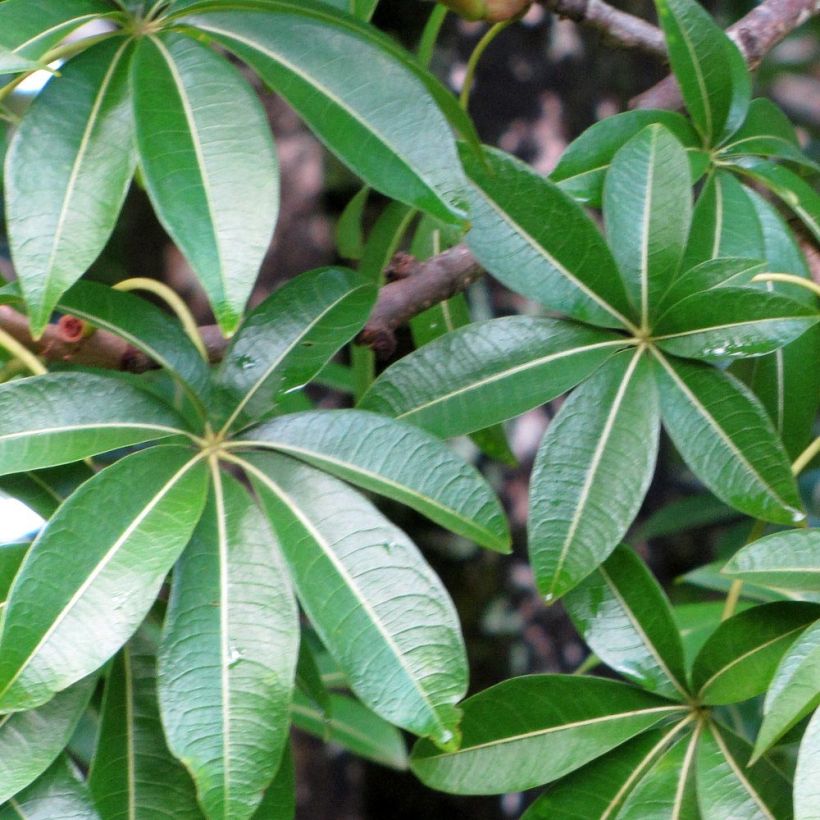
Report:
235,409,510,552
651,351,804,525
177,0,470,224
723,530,820,593
0,446,209,712
5,38,136,337
358,317,628,438
242,451,468,748
89,627,202,819
158,468,299,820
528,350,660,601
563,544,689,701
410,675,686,795
0,372,194,478
0,676,96,805
131,31,279,336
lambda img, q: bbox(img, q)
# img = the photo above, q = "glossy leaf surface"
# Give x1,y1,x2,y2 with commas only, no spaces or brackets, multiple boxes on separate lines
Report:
132,32,279,335
0,447,208,711
657,257,765,314
795,708,820,820
529,352,659,601
723,530,820,593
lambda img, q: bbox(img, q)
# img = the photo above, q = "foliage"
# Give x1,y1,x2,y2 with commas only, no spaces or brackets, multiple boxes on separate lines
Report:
0,0,817,817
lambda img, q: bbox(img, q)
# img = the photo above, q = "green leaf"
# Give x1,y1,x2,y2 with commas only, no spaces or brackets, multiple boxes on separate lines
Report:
651,352,803,525
158,469,298,820
795,708,820,820
181,3,468,223
132,32,279,335
550,109,702,207
244,452,467,747
564,544,689,701
0,372,192,478
0,0,111,59
529,351,659,601
753,620,820,760
252,743,294,820
0,755,99,820
237,409,511,552
215,267,376,431
719,98,819,171
691,602,819,705
410,675,685,794
291,690,408,769
632,494,736,542
5,39,135,336
0,48,43,74
0,463,94,521
359,317,627,438
654,288,818,362
673,601,751,670
617,726,700,819
0,542,28,603
294,639,331,717
0,446,209,711
460,145,635,328
603,124,692,325
336,187,369,260
0,676,96,805
723,530,820,593
653,0,750,144
522,725,688,819
89,630,202,819
696,722,792,819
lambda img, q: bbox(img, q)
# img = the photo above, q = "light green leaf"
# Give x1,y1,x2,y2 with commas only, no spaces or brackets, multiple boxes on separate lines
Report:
244,452,467,747
0,372,192,478
359,317,627,438
654,287,818,362
529,351,659,601
723,530,820,593
696,722,792,819
0,446,209,711
673,601,751,670
0,755,98,820
89,630,202,819
159,469,298,820
5,39,135,336
0,676,96,805
754,620,820,760
181,2,468,223
291,690,407,770
691,602,819,705
653,0,750,143
795,708,820,819
0,48,43,74
551,109,702,206
132,32,279,335
564,544,689,701
603,124,692,326
651,351,803,525
460,145,635,329
410,675,685,794
215,267,376,431
237,409,511,552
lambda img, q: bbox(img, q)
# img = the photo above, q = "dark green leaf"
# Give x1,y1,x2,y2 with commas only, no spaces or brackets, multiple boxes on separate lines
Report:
603,124,692,325
0,541,28,602
0,463,94,521
410,675,685,794
0,372,192,478
5,39,135,336
238,409,510,552
359,317,627,438
723,530,820,593
132,32,279,335
0,446,209,711
336,187,369,260
215,267,376,431
295,639,331,717
460,145,635,328
652,352,803,525
0,676,96,804
564,544,689,700
529,351,659,601
252,743,294,820
551,109,702,206
795,708,820,819
673,601,751,670
244,452,467,747
692,602,819,705
158,469,298,820
632,494,737,543
89,630,202,819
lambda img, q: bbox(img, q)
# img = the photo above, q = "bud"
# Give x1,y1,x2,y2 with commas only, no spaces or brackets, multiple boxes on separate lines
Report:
435,0,531,22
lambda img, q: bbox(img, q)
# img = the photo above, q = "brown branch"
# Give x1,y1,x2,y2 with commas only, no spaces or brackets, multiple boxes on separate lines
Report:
538,0,666,56
630,0,820,110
